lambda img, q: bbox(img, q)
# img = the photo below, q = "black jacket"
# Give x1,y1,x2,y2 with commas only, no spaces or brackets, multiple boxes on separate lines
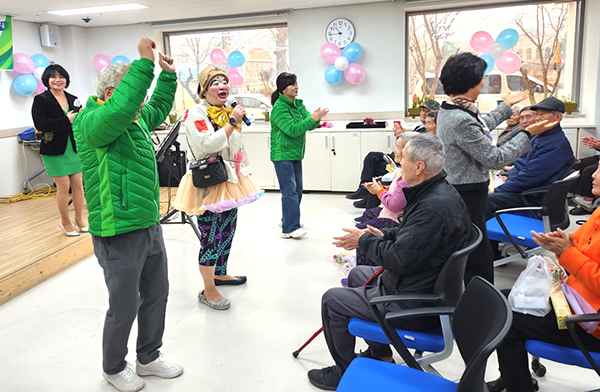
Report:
359,171,471,296
31,90,80,156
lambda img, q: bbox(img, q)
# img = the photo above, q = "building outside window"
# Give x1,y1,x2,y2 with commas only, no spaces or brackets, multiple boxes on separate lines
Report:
407,1,579,113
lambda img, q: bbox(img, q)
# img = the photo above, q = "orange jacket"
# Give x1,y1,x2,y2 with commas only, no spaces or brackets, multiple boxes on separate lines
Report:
559,208,600,339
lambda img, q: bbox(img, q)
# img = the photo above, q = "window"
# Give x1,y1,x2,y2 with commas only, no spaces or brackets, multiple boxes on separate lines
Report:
407,1,580,113
165,26,289,115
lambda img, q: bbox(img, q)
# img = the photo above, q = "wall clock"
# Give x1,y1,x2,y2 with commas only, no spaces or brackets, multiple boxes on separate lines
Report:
325,18,355,49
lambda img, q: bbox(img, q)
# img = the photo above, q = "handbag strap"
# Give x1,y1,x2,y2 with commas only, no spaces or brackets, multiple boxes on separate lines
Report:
184,112,220,162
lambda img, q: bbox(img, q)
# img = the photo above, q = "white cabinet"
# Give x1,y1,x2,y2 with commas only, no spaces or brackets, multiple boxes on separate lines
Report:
360,131,394,158
304,131,362,192
243,132,276,189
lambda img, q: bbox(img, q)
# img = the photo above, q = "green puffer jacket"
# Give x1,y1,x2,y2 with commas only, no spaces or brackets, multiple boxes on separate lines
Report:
73,58,177,237
270,95,319,161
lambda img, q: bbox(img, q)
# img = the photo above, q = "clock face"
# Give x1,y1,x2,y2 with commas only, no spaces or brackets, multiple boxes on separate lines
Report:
326,18,355,48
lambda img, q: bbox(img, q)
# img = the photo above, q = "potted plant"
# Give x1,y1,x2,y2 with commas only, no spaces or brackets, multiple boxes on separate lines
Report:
560,95,577,114
261,104,270,122
168,110,179,124
407,94,427,117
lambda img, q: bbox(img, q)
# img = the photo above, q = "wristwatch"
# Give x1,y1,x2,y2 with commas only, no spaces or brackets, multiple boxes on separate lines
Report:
228,117,238,127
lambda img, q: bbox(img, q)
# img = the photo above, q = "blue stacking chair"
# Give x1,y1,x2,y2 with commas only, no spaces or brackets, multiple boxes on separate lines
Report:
338,277,512,392
348,224,482,374
488,172,579,267
525,313,600,390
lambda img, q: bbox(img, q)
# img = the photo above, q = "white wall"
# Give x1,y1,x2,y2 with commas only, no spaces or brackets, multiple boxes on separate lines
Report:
288,2,404,116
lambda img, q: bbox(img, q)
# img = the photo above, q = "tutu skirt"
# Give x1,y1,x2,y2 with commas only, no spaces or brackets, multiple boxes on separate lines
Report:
173,172,264,216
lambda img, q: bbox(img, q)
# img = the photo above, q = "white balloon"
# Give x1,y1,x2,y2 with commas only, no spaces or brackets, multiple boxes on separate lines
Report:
34,67,45,80
489,44,506,59
334,56,349,71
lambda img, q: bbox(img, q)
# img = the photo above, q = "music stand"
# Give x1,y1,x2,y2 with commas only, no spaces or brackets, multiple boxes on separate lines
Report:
155,121,201,241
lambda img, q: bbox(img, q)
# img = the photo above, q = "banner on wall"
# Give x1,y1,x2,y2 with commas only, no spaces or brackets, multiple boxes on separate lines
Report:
0,15,13,71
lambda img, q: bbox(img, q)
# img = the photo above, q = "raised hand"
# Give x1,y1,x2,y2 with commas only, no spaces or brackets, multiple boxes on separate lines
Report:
332,227,366,250
231,104,246,125
582,136,600,150
503,91,528,106
138,38,156,62
158,52,176,72
311,107,330,122
526,119,559,136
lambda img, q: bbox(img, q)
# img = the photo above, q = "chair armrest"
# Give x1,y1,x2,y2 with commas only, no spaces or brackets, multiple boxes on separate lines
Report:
565,313,600,324
494,206,545,215
521,186,550,197
380,307,455,370
369,293,442,306
565,312,600,377
492,206,548,259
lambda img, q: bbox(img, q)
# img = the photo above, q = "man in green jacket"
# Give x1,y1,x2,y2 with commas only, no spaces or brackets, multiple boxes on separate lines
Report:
73,38,182,392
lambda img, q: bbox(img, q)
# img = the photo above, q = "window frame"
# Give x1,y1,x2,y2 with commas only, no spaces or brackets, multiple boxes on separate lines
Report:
405,0,585,108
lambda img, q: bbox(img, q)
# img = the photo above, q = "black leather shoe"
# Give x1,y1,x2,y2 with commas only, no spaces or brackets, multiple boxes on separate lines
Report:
353,198,368,208
307,365,341,391
214,276,247,286
486,377,506,392
570,206,594,216
346,187,369,200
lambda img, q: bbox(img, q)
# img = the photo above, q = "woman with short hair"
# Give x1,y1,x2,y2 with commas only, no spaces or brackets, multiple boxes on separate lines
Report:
437,52,552,284
31,64,87,236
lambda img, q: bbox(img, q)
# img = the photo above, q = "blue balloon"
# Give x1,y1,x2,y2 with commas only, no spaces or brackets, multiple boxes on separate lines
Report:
111,55,130,65
495,28,520,50
324,65,343,85
31,54,49,69
342,42,363,63
14,74,38,96
228,51,245,68
480,53,495,74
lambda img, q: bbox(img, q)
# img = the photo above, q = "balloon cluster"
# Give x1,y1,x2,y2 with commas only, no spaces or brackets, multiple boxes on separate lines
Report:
320,42,365,85
93,54,130,71
12,53,50,96
209,48,246,86
470,29,522,74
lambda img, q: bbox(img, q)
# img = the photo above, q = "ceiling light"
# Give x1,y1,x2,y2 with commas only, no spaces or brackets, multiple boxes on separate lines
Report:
48,3,148,16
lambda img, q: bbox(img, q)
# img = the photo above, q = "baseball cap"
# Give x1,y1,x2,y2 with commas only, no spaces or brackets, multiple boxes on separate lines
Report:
420,99,440,111
530,97,565,113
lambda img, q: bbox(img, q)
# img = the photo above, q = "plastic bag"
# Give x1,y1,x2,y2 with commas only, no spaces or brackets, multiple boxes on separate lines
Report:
508,255,553,317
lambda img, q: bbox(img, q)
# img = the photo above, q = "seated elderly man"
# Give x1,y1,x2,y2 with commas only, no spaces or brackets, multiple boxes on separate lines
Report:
425,110,438,134
485,97,575,221
497,105,536,147
307,134,471,390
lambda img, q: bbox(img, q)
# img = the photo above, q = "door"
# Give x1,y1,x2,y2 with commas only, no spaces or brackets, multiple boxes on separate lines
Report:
360,131,394,159
303,132,332,191
331,132,362,192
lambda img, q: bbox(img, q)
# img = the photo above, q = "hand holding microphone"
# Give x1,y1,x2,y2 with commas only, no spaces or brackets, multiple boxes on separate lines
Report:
227,96,251,126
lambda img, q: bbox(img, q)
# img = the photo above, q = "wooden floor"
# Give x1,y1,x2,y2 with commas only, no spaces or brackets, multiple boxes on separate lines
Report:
0,187,178,305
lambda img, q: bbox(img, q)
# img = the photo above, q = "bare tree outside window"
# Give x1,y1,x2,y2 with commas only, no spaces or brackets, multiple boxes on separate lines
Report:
407,1,578,113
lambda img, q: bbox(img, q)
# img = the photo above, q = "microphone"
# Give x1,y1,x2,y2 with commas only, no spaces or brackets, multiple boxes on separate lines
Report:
226,96,251,126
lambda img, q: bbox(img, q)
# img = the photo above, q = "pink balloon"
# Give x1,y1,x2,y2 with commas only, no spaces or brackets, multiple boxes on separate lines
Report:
496,51,522,74
93,54,111,71
13,53,35,75
469,31,495,53
344,63,366,85
320,43,341,65
227,68,244,86
210,48,228,66
35,79,46,95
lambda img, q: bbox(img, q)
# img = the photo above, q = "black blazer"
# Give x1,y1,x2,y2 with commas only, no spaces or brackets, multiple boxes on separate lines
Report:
31,90,80,156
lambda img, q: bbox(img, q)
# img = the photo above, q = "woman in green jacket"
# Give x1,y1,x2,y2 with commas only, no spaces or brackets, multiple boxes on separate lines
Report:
270,72,328,238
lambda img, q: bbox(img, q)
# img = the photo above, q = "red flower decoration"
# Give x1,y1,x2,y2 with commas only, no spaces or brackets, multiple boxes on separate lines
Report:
194,120,208,132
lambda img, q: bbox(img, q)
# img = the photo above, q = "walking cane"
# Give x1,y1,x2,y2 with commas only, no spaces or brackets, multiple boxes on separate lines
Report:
292,266,385,358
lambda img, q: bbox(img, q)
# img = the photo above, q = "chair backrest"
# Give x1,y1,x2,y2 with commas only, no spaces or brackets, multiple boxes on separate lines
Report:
454,277,513,392
433,224,482,307
541,171,580,231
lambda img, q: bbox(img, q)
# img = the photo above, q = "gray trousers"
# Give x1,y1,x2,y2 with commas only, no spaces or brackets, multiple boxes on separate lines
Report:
321,266,437,375
93,224,169,374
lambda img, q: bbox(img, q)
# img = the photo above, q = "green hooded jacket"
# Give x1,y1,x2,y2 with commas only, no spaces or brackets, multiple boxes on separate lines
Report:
73,58,177,237
270,95,320,161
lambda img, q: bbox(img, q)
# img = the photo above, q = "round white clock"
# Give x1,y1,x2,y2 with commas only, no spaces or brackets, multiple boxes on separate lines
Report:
325,18,355,48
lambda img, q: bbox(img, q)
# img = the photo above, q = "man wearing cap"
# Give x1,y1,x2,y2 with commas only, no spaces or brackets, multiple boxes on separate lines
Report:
485,97,575,220
414,99,440,133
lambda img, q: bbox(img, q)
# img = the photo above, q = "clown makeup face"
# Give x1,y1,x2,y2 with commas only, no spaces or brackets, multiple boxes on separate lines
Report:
205,76,229,107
